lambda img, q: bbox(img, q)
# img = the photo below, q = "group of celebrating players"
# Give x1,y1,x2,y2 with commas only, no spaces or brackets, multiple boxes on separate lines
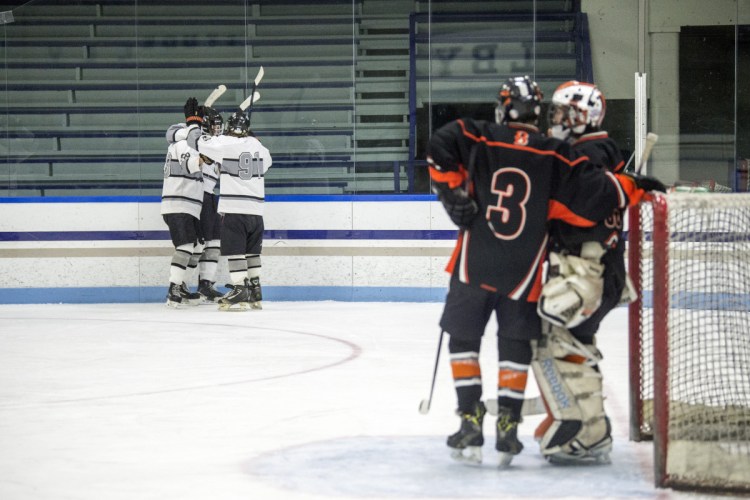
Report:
427,76,666,466
160,92,272,311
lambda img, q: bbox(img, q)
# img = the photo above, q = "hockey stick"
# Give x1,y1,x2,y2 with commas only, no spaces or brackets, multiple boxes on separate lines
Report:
486,396,546,417
244,66,265,120
635,132,659,174
418,329,445,414
624,132,659,173
239,91,261,111
204,84,227,108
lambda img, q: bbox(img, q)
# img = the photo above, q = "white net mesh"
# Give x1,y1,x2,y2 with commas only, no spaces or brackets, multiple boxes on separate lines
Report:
633,193,750,492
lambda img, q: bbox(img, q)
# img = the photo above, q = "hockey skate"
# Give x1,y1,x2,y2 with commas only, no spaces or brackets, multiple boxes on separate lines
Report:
166,282,200,308
545,417,612,465
495,407,524,467
198,279,223,304
447,401,486,465
218,281,251,311
247,276,263,310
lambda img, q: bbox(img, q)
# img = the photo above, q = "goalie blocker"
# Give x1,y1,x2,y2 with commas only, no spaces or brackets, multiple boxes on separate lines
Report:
531,322,612,463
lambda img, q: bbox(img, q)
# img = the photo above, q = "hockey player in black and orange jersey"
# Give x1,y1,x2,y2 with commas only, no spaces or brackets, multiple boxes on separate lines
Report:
531,81,630,464
427,76,665,466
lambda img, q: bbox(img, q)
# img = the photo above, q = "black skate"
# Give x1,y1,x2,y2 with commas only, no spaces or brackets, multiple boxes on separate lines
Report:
180,282,201,305
496,407,523,467
447,401,486,465
248,276,263,310
166,282,199,308
218,281,251,311
198,279,223,304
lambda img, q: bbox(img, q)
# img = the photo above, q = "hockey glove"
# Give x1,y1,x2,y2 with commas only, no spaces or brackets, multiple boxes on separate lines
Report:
183,97,202,126
627,172,667,193
616,172,667,205
434,185,478,229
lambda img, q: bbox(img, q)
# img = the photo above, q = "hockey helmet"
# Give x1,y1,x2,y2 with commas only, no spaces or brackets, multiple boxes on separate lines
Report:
225,110,251,137
548,81,606,140
201,106,224,136
495,76,543,125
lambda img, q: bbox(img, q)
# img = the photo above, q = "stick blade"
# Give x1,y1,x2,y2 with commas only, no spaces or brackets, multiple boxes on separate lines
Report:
204,84,227,107
254,66,265,86
418,399,430,414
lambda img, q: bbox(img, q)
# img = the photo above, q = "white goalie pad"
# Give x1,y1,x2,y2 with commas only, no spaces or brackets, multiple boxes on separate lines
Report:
537,243,605,328
531,324,610,459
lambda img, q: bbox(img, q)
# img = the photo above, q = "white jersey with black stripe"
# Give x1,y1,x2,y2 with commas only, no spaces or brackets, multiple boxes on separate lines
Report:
191,134,272,216
160,140,203,218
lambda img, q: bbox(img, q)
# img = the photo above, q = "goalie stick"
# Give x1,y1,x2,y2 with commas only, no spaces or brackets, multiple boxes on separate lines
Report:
624,132,659,173
486,396,545,417
636,132,659,174
204,84,226,108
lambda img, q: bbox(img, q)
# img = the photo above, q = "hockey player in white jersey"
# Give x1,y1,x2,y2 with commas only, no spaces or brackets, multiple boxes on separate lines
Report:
188,108,272,311
195,106,225,303
160,97,205,307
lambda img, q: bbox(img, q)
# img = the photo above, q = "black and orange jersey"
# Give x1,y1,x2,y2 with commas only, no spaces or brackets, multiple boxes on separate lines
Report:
550,131,627,252
427,118,632,302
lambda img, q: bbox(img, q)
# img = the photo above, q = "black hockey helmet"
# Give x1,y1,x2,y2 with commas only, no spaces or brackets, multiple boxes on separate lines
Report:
201,106,224,136
495,76,543,125
225,110,251,137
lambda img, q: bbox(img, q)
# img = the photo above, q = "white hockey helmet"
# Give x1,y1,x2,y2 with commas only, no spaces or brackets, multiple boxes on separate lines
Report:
548,81,606,140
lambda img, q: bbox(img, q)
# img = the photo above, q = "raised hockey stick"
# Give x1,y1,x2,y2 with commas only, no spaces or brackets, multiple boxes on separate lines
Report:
239,91,261,111
635,132,659,174
204,84,227,108
418,329,445,414
245,65,265,120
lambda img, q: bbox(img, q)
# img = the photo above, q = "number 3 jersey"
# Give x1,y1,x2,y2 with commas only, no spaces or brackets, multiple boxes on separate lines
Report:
427,118,631,301
192,134,273,216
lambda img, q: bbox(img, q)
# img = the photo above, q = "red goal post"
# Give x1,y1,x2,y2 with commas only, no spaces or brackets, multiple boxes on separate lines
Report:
628,192,750,492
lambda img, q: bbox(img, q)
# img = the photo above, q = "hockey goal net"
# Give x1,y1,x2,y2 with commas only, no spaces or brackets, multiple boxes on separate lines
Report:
628,192,750,492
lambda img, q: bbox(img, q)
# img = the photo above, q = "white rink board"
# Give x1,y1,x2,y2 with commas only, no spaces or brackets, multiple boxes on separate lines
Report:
0,197,456,303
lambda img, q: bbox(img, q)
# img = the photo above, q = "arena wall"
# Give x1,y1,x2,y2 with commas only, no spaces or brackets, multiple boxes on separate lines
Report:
0,196,456,304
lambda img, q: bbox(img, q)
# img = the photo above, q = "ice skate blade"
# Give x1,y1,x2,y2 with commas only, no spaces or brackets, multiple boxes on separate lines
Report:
218,302,251,312
250,301,262,310
166,300,188,309
449,446,482,465
497,452,515,467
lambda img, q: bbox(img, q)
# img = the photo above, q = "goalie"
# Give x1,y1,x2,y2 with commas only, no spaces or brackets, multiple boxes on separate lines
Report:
533,81,642,463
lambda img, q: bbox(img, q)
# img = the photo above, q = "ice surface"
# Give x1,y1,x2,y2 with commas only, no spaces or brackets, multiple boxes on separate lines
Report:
0,302,728,499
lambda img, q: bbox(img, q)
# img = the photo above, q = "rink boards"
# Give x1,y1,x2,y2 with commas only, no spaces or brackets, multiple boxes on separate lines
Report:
0,195,456,304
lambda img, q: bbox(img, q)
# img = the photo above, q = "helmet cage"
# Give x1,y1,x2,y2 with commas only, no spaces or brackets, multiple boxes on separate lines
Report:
201,107,224,136
548,81,605,137
226,111,251,137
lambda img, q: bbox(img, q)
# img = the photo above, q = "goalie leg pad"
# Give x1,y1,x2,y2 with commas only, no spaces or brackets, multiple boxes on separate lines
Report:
531,325,610,458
